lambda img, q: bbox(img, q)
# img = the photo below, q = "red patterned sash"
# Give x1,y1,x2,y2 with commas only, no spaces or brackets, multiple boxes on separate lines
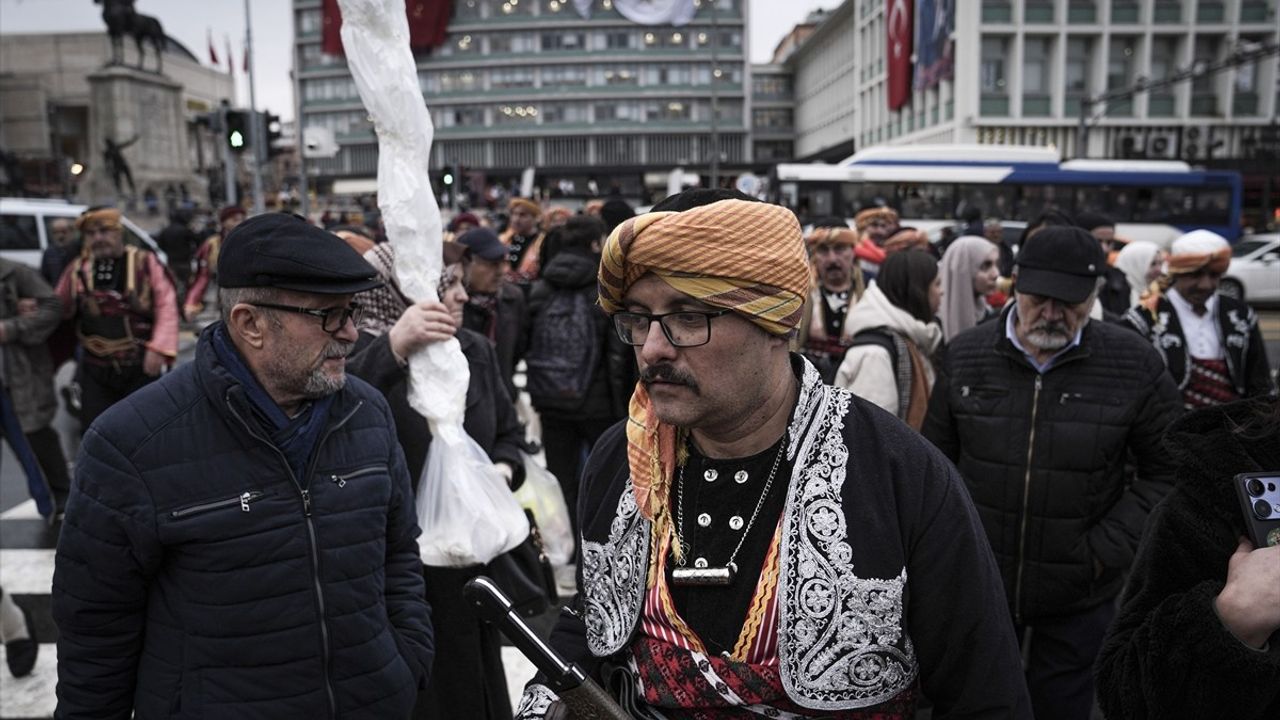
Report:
1184,357,1239,409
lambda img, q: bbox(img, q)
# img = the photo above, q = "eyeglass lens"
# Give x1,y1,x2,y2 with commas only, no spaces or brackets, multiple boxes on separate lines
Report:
322,305,362,332
615,312,711,347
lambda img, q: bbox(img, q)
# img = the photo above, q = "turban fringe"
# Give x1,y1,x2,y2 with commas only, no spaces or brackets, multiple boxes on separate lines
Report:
1168,248,1230,275
599,199,809,544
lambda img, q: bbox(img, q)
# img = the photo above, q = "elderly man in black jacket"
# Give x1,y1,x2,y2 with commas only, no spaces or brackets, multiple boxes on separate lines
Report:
923,226,1182,720
52,214,434,718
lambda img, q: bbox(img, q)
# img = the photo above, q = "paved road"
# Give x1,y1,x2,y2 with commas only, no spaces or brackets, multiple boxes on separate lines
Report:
3,310,1279,717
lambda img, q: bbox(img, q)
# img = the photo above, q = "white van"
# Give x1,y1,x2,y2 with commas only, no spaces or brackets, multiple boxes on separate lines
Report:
0,197,166,269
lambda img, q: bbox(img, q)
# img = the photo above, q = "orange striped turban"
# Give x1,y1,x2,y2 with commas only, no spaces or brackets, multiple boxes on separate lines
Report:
854,206,899,231
805,225,858,249
598,199,809,337
598,199,808,540
74,207,122,232
1167,229,1230,275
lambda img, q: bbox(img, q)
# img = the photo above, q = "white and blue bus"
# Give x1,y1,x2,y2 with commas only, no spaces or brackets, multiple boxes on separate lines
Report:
774,145,1244,245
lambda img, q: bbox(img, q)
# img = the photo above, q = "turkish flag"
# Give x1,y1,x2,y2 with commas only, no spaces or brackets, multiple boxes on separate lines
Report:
322,0,452,56
886,0,914,111
208,29,219,66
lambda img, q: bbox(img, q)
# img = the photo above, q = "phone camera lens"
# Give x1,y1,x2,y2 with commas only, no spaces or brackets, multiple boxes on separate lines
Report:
1253,499,1272,519
1246,479,1266,497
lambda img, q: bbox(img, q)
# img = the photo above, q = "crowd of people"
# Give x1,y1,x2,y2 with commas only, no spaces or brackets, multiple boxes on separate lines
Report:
0,187,1276,719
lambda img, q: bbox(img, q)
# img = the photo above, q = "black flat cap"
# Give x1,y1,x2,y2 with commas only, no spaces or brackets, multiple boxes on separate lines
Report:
218,213,382,294
1015,226,1105,304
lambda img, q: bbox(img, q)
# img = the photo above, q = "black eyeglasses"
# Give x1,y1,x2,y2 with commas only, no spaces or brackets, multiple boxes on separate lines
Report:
250,302,363,334
612,309,730,348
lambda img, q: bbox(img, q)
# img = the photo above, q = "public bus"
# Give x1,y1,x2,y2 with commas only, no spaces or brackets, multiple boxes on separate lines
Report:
774,145,1243,245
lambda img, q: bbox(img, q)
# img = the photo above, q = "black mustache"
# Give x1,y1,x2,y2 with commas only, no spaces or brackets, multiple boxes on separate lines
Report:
640,364,698,391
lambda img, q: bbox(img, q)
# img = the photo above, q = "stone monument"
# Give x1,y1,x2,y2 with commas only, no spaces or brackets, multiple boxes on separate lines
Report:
83,65,193,209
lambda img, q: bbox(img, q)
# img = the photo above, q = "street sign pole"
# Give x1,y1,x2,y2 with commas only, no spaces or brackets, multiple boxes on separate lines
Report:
220,104,236,206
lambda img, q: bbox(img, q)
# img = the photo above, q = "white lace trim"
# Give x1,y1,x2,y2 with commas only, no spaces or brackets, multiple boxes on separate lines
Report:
514,683,558,719
777,379,918,709
582,486,651,656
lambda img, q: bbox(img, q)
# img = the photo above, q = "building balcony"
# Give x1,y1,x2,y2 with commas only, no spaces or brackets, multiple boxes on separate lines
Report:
1149,93,1176,116
982,1,1013,23
1153,3,1183,22
982,94,1011,117
1023,94,1052,116
1067,1,1098,23
1024,1,1054,22
1191,92,1219,115
1240,0,1272,21
1197,0,1226,22
1233,91,1259,115
1111,1,1141,22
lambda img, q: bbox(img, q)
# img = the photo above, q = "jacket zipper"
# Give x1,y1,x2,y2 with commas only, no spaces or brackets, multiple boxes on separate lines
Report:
1013,374,1042,625
170,491,265,518
330,465,388,488
226,396,363,720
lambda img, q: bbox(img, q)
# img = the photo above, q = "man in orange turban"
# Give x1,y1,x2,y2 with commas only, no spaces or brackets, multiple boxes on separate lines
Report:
795,220,865,382
501,197,545,282
515,189,1030,719
1123,229,1273,408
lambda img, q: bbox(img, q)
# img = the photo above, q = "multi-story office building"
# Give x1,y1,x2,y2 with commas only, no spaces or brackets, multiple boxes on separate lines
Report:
782,0,1278,224
294,0,754,203
852,0,1277,161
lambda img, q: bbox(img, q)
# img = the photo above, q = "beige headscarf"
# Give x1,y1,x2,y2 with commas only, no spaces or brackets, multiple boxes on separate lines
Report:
939,235,996,341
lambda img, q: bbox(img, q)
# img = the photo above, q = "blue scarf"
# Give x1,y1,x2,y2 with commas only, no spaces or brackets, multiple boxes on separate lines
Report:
212,324,335,483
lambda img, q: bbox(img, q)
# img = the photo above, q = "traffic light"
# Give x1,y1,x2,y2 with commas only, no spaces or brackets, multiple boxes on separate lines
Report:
264,111,284,158
225,110,249,152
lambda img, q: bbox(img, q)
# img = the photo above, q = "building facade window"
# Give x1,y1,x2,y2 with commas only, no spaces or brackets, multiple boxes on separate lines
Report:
542,66,587,86
593,65,640,85
1023,36,1053,116
495,104,539,125
542,31,587,51
297,8,322,35
489,32,537,54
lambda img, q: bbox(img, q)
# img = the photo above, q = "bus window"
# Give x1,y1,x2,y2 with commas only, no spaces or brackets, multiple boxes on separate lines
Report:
851,182,896,214
958,185,1016,221
1016,184,1071,221
898,183,953,219
1192,189,1231,225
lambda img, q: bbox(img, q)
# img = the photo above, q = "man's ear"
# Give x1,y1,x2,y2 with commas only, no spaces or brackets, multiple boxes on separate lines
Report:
227,304,268,350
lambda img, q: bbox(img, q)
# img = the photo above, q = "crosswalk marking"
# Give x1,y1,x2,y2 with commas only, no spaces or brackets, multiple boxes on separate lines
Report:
0,551,54,597
0,501,40,522
0,643,58,719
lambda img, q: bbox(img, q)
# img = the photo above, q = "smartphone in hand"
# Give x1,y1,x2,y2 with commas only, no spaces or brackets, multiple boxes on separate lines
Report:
1233,472,1280,548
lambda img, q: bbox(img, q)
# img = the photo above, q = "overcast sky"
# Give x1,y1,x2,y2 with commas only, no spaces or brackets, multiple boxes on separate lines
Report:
0,0,833,122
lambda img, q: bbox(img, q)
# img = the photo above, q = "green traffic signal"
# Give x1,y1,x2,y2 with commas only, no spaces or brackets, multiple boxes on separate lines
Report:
230,130,245,149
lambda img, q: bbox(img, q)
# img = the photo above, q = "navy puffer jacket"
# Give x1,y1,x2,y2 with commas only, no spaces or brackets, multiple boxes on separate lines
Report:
53,325,434,719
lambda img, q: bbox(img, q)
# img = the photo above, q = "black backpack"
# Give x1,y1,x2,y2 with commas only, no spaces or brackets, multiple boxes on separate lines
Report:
525,287,601,412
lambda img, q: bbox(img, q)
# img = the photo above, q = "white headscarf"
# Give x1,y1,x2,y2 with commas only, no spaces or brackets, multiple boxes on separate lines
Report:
1114,241,1162,308
938,235,997,341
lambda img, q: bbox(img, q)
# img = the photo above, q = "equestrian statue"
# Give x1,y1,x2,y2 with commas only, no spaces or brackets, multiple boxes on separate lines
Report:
95,0,167,74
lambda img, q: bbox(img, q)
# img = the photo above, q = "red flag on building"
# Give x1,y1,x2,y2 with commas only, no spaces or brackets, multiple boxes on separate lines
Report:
226,35,235,75
321,0,452,56
886,0,914,111
208,29,219,66
244,43,251,73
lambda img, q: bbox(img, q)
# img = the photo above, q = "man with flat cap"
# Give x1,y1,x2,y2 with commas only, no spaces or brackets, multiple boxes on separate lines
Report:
516,189,1031,719
923,226,1182,720
53,213,434,719
1123,229,1274,409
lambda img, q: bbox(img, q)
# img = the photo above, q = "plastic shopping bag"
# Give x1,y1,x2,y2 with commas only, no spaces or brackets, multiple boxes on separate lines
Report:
513,452,574,566
416,433,529,567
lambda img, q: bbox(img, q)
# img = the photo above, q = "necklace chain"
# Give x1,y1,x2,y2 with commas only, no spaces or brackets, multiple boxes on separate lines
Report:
675,433,787,570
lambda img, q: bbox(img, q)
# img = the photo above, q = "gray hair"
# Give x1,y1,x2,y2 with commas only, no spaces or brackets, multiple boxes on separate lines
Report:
218,286,283,326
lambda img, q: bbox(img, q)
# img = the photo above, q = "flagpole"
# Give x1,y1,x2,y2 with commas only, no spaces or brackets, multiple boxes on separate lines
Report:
245,0,265,214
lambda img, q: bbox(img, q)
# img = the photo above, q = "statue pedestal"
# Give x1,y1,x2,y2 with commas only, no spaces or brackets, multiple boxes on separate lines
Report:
83,66,199,220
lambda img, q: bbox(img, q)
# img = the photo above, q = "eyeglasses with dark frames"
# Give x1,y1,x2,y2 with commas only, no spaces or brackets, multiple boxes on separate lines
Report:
249,302,363,334
612,309,731,348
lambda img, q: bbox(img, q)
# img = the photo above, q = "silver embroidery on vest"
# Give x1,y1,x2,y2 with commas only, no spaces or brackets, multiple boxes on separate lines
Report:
778,382,918,709
581,486,650,657
513,683,558,720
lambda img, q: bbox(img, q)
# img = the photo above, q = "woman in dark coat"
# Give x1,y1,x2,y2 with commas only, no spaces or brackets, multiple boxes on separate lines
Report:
1094,396,1280,719
346,241,525,720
